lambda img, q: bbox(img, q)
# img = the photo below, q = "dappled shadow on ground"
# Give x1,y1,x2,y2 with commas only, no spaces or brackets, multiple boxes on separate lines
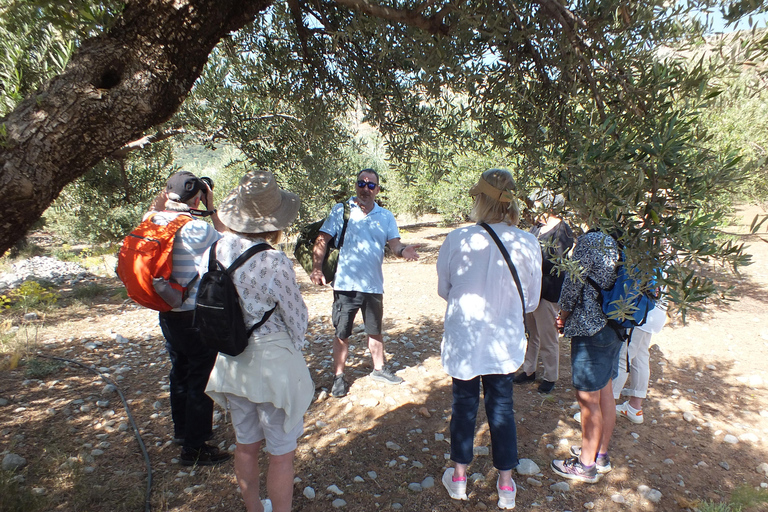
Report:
0,305,766,511
290,316,768,511
2,213,768,511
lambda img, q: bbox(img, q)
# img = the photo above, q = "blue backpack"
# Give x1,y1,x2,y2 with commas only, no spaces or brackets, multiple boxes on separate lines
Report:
588,255,658,330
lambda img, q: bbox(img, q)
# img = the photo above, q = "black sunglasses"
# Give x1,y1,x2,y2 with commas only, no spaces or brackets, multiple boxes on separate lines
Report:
357,180,378,190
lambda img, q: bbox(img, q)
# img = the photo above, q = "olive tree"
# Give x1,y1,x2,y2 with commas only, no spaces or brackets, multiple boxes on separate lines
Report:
1,0,766,315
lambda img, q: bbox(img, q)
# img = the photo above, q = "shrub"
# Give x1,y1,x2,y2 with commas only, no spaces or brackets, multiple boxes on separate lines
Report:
9,281,58,312
24,357,64,378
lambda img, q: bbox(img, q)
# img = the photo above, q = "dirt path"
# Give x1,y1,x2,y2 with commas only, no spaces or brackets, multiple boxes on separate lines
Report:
1,209,767,511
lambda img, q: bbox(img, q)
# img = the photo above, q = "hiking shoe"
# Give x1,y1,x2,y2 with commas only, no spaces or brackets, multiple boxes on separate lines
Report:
551,457,600,483
441,467,468,500
616,401,644,424
180,444,231,467
537,380,555,394
331,375,349,397
371,368,403,385
497,477,516,509
512,370,535,384
569,446,612,474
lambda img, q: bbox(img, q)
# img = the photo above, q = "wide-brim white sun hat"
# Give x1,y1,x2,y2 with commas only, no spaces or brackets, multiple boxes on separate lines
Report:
217,170,300,233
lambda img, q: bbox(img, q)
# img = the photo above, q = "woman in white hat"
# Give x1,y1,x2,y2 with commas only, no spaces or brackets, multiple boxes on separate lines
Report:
204,170,312,512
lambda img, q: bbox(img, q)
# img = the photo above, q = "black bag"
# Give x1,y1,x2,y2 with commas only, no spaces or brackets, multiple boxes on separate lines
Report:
294,202,350,283
194,240,276,357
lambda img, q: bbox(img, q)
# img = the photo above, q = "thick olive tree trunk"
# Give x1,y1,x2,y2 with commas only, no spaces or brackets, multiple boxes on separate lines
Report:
0,0,272,254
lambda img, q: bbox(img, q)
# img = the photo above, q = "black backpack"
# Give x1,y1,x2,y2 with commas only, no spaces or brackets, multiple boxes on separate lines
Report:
194,240,276,356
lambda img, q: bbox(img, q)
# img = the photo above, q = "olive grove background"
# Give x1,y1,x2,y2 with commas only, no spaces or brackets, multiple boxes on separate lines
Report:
0,0,767,316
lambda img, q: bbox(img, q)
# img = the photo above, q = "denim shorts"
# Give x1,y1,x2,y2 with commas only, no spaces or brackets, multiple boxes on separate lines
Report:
570,324,622,392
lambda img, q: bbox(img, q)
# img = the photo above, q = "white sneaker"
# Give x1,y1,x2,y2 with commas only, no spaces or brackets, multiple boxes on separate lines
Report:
261,499,272,512
497,477,516,509
442,467,468,500
616,401,644,424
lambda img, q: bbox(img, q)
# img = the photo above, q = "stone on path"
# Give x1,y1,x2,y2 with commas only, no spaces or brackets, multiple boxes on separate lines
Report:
2,453,27,471
516,458,540,475
638,484,662,503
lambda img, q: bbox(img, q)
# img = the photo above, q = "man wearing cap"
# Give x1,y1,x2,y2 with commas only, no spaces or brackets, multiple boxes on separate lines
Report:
148,171,231,466
310,168,420,398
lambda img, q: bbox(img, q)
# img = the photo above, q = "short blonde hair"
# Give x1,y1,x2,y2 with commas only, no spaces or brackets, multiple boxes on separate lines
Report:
231,229,283,245
469,168,520,226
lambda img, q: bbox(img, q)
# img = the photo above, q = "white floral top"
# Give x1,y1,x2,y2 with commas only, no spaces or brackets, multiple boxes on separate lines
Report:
199,232,308,350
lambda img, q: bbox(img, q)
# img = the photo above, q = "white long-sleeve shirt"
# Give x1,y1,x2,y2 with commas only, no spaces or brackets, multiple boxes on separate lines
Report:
437,223,542,380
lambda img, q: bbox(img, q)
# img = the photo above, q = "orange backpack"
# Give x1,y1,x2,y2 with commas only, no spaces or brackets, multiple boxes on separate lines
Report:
116,213,194,311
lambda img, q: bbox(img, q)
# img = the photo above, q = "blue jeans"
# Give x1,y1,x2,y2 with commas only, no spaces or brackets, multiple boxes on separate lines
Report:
159,310,218,450
450,374,518,471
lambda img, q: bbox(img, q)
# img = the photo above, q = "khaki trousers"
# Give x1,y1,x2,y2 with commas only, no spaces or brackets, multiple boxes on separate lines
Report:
522,299,560,382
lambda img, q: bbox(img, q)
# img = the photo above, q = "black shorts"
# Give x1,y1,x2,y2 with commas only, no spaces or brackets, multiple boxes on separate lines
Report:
332,291,383,339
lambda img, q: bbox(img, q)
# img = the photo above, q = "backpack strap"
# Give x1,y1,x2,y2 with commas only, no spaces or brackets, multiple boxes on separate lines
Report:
215,241,276,336
479,223,528,334
158,213,196,292
586,275,604,298
246,305,277,337
338,202,351,248
226,242,273,274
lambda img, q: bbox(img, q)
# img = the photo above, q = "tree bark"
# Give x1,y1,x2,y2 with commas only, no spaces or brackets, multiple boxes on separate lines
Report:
0,0,273,255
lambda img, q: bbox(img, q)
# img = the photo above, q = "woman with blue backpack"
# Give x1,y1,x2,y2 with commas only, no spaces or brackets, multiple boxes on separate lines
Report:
552,229,622,483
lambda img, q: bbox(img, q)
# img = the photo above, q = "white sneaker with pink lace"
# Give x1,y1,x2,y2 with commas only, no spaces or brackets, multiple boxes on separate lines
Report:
497,477,516,509
441,467,468,500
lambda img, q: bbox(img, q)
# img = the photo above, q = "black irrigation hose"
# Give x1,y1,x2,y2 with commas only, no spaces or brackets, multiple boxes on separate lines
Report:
39,354,153,512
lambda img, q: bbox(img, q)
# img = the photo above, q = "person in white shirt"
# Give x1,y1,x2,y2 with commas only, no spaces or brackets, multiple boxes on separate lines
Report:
310,168,420,398
436,168,542,510
612,298,668,424
204,171,312,512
